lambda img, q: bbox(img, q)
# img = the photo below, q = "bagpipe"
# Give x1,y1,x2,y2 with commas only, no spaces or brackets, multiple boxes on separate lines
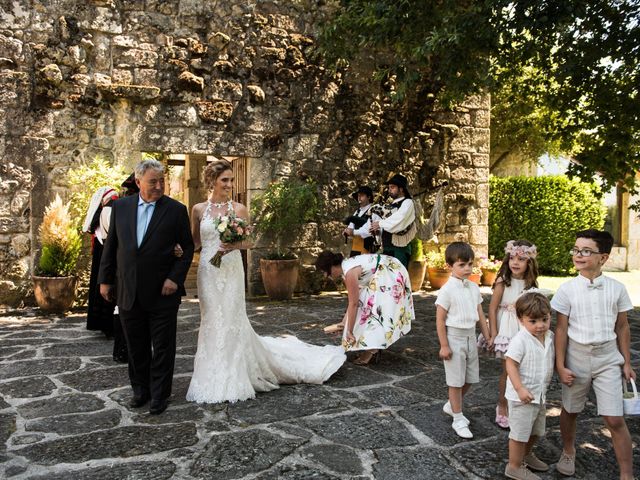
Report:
341,179,449,249
367,180,449,245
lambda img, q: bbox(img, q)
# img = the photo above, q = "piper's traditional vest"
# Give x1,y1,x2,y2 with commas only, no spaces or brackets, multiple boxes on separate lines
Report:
375,198,416,248
349,204,374,253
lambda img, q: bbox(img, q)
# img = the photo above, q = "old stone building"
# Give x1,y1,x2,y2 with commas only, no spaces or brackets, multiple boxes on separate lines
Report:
0,0,489,305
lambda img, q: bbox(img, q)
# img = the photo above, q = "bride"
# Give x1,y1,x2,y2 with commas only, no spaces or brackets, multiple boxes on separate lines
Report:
186,159,346,404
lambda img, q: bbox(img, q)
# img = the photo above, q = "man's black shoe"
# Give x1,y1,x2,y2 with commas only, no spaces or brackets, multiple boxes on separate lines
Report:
128,395,150,408
149,398,168,415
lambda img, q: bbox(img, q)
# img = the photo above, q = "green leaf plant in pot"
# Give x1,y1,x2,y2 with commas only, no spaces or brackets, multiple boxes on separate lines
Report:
251,176,319,300
32,194,82,312
424,244,451,290
407,237,427,292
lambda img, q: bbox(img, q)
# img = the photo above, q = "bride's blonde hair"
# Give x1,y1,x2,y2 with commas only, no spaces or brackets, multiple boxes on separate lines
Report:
203,159,232,191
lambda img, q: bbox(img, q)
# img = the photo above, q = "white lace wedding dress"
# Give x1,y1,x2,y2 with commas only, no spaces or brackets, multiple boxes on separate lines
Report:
186,202,346,404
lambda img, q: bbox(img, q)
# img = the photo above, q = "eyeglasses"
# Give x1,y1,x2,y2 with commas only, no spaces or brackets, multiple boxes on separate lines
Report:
569,248,601,257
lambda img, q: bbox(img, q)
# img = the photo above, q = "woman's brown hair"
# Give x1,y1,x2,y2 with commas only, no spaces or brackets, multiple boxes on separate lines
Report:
203,159,233,191
314,251,344,276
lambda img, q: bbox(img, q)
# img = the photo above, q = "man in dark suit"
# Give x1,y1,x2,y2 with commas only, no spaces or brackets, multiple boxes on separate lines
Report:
99,159,194,414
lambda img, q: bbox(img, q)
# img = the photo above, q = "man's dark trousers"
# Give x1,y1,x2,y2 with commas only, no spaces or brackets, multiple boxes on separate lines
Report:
383,245,411,269
119,302,180,401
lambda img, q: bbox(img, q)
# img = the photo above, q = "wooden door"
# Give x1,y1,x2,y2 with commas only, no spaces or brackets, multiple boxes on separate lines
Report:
228,157,249,289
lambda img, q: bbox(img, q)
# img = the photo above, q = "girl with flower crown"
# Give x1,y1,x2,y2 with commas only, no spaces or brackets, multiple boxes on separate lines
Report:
485,239,539,428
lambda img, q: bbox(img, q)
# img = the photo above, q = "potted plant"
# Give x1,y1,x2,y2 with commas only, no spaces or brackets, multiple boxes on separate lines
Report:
469,266,482,285
424,246,450,290
251,176,319,300
32,194,82,312
407,237,427,291
478,256,502,286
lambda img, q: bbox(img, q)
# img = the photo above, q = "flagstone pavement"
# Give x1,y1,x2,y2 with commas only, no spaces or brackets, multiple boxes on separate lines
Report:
0,292,638,479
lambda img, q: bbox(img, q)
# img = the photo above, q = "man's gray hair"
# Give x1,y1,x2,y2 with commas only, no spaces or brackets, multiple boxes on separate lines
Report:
134,159,165,179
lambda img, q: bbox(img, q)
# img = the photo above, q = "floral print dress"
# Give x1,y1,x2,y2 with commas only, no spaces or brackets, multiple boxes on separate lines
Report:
341,254,414,351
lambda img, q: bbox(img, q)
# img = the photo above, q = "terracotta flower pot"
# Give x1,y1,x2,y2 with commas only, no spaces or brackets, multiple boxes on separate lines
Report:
32,275,78,313
469,273,481,285
408,260,427,292
481,268,498,286
427,267,451,290
259,258,299,300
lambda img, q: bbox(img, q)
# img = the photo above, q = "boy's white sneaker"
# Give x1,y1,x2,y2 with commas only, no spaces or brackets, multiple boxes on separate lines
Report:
452,417,473,438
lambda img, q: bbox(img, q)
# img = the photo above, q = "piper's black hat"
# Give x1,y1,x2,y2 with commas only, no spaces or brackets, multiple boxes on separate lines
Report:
351,185,374,202
121,173,140,194
387,174,412,198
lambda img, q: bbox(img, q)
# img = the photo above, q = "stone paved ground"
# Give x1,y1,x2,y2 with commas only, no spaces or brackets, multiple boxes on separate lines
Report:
0,292,639,480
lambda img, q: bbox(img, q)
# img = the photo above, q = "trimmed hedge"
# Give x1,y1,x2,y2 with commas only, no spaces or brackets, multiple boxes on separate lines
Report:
489,175,606,274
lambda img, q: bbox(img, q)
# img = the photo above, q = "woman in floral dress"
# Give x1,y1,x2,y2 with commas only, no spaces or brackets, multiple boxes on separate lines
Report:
315,251,414,364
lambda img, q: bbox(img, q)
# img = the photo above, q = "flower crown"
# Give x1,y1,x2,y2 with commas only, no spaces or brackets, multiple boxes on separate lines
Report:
504,240,537,259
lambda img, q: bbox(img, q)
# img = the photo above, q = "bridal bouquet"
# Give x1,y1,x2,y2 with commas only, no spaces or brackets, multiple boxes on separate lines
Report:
210,212,252,268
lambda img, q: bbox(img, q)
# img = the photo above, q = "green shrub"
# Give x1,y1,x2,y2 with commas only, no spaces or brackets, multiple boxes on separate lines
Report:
251,177,319,259
489,175,606,274
410,237,424,261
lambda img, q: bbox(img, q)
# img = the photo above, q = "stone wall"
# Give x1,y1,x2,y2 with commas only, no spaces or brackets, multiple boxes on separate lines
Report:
0,0,489,304
610,179,640,271
490,147,537,177
626,189,640,271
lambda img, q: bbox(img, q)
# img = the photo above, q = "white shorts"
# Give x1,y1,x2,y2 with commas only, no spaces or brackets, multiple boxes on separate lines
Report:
562,339,625,416
508,400,546,442
444,327,479,388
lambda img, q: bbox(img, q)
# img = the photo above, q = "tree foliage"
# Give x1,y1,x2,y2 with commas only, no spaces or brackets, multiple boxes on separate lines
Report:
491,65,567,165
319,1,640,199
66,156,128,226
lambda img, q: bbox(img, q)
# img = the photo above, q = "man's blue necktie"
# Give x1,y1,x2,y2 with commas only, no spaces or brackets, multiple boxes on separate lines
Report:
137,203,152,247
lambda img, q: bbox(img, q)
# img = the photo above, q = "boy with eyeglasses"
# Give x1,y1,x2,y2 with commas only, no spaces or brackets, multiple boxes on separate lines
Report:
551,229,635,479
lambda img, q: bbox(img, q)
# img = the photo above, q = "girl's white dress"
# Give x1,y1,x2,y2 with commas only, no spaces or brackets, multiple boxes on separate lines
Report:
493,278,532,357
186,202,346,404
341,254,414,351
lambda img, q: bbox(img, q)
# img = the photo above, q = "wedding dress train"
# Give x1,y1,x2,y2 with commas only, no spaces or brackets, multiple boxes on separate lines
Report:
186,202,346,403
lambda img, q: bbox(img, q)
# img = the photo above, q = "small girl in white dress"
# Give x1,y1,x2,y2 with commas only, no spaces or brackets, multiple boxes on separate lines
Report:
487,240,539,428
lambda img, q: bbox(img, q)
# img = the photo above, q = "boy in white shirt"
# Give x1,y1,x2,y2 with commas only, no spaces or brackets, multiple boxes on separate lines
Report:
552,229,635,479
504,292,554,480
436,242,492,438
